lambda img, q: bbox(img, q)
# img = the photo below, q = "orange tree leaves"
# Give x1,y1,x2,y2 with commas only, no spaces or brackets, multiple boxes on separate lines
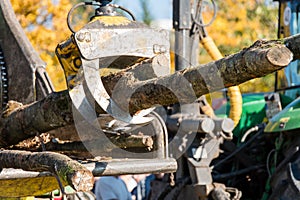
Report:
11,0,279,93
11,0,73,91
202,0,278,93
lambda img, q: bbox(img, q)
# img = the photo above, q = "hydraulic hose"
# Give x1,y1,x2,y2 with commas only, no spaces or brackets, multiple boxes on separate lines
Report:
200,36,242,127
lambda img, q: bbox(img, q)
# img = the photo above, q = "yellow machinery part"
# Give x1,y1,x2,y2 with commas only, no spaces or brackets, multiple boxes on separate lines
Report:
227,85,243,127
0,176,61,198
56,16,135,89
56,37,82,89
90,15,131,26
201,36,242,127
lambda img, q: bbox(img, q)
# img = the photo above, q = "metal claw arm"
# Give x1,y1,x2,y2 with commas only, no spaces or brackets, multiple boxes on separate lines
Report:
0,0,54,107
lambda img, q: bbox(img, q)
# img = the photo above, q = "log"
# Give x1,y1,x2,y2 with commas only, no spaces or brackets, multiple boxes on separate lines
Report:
124,39,293,113
0,150,94,192
0,37,295,148
0,91,73,147
14,134,154,153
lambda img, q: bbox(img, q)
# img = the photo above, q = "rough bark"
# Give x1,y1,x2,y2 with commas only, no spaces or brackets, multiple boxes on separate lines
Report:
120,39,293,113
14,134,154,153
0,91,73,147
0,37,295,148
0,150,94,192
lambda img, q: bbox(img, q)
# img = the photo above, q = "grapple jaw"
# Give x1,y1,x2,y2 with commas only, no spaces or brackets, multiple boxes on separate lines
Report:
56,15,171,124
55,14,177,179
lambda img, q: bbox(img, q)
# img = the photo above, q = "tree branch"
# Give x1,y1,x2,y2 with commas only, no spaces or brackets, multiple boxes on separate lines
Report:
0,37,295,147
0,150,94,192
14,134,154,154
0,91,73,147
123,40,293,113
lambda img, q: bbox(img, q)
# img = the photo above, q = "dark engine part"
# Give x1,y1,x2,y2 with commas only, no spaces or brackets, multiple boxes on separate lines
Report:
268,133,300,200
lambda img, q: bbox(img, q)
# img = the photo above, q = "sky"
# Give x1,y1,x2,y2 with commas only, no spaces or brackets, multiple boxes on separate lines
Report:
114,0,278,21
115,0,172,21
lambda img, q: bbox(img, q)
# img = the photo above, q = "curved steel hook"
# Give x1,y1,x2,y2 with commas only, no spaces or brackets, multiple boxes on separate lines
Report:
82,58,154,124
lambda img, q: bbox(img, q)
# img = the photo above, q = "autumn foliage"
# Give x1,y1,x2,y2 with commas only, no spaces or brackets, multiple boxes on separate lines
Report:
204,0,278,92
11,0,72,91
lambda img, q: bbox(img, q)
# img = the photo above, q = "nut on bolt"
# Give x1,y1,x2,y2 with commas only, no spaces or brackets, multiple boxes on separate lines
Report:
76,31,92,43
153,44,167,54
76,32,85,42
84,32,91,42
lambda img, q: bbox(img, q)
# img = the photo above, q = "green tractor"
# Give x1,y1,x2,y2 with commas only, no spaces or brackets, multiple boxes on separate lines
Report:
212,1,300,199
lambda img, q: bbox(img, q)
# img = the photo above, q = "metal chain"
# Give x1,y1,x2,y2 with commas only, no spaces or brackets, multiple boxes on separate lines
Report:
0,46,9,109
170,172,175,187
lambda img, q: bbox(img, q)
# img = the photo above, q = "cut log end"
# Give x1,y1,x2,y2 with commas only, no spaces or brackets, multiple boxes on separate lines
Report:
70,170,94,191
267,45,293,67
0,150,95,192
142,136,154,148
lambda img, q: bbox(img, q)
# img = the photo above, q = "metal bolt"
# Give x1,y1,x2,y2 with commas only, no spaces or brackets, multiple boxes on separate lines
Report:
76,31,92,43
153,44,161,54
159,45,167,53
84,32,91,43
76,32,85,42
153,45,167,54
